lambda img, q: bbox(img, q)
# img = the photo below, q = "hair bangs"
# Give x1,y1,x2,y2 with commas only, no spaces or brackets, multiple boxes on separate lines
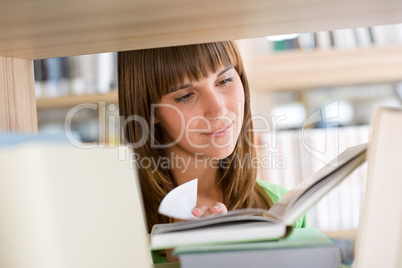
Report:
148,42,240,99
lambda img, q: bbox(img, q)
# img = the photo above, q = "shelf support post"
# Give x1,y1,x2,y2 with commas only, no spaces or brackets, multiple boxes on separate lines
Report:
0,57,38,132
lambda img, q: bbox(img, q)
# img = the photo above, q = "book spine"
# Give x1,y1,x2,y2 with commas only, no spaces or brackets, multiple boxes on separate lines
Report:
80,54,98,94
97,53,114,94
315,31,332,50
58,57,69,96
44,58,61,97
33,59,45,98
354,27,373,48
298,32,316,51
68,56,85,95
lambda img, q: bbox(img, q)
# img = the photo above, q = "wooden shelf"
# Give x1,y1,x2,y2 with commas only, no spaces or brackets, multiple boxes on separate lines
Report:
324,229,358,240
35,45,402,110
2,0,402,59
36,89,118,110
247,46,402,91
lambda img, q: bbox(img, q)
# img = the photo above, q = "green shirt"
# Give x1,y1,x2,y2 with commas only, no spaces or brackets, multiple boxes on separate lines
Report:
152,180,308,263
256,180,309,228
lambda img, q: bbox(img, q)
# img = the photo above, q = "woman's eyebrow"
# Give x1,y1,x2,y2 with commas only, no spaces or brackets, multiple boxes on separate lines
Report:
217,65,234,77
168,65,235,94
168,83,192,95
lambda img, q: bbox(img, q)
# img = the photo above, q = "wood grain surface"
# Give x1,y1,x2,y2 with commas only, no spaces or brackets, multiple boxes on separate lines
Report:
1,0,402,59
0,57,37,132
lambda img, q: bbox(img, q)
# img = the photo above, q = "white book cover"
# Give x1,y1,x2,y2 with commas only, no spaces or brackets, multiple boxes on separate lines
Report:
355,107,402,268
0,143,151,268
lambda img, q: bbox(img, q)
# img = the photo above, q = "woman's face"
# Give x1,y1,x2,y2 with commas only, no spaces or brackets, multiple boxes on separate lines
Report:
155,65,245,160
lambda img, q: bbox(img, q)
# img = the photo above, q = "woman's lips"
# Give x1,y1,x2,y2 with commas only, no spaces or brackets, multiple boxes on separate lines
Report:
204,123,233,138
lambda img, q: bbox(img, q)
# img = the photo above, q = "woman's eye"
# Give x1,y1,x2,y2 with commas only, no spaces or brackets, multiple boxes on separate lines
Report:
217,77,233,87
174,92,194,103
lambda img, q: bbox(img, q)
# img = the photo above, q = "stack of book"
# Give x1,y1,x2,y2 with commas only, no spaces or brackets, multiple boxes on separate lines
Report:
175,228,341,268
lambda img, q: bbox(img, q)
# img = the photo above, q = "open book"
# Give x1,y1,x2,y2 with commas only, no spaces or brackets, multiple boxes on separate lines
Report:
150,143,367,250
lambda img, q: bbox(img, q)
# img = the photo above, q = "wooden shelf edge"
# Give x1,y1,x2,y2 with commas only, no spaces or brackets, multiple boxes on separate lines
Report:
2,0,402,59
36,89,118,110
247,46,402,91
324,229,358,239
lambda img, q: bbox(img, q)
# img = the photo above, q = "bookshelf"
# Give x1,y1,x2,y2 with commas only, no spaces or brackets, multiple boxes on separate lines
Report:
2,0,402,132
30,45,402,114
36,89,118,110
247,46,402,92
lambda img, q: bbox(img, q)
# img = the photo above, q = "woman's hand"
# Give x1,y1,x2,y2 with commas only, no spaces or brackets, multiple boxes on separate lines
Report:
191,202,228,218
166,202,228,262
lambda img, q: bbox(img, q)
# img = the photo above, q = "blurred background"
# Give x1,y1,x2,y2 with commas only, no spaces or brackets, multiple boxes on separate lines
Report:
34,22,402,265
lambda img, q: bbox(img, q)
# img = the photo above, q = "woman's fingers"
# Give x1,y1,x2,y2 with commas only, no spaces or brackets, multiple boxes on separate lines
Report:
192,202,228,217
192,205,209,217
210,202,228,215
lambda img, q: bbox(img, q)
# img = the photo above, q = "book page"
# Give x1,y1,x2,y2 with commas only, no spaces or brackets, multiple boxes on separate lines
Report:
153,208,281,234
158,178,198,220
268,143,367,225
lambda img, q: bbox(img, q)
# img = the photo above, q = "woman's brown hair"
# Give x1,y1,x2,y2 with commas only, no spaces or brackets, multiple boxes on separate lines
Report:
118,41,273,232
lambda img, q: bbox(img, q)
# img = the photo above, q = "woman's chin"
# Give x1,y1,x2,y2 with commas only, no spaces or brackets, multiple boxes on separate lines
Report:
201,146,236,160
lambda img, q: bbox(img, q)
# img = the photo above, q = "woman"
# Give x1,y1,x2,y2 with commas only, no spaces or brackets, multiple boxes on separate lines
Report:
118,41,307,262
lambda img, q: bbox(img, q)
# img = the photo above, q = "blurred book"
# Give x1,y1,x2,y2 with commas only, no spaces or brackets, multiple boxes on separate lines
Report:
79,54,98,94
354,27,373,48
68,56,86,95
267,23,402,53
97,53,115,94
174,228,342,268
315,31,332,50
371,24,402,47
354,107,402,268
44,58,61,97
332,29,358,50
34,60,45,98
298,33,316,51
34,53,117,98
0,136,151,268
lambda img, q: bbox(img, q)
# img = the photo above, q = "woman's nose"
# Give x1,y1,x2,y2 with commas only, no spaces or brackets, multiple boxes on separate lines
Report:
203,89,228,120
